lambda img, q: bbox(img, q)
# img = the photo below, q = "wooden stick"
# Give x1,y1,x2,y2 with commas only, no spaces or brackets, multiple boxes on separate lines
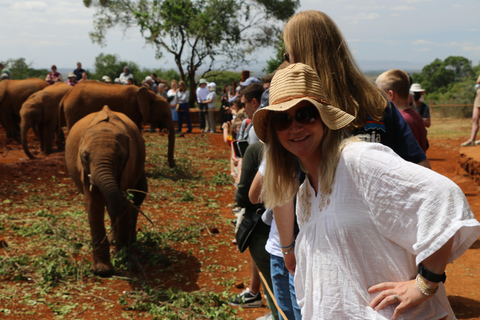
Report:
256,266,288,320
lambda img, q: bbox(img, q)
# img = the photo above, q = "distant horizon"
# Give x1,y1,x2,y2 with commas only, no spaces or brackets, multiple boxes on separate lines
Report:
51,58,427,79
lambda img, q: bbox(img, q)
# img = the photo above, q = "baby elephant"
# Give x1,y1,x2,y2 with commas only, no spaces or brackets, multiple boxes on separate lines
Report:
65,105,148,276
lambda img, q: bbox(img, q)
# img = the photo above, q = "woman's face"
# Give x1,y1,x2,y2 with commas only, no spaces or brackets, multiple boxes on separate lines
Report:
179,83,186,90
275,101,324,164
171,81,178,89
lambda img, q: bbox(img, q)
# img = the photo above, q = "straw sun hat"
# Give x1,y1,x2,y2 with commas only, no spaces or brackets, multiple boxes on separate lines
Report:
252,63,355,143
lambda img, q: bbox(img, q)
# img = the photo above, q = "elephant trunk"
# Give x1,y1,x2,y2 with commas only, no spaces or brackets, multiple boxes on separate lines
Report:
21,119,36,159
91,165,124,219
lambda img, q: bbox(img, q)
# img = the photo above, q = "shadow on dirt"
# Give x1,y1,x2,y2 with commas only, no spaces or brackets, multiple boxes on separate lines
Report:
126,247,201,292
469,239,480,250
449,295,480,318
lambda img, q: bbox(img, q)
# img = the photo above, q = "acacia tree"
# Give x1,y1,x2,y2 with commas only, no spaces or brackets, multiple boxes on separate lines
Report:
83,0,298,104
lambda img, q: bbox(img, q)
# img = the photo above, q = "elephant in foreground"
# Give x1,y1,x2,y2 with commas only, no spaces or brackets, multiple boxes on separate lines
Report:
0,78,49,140
60,81,175,167
20,82,72,159
65,105,148,276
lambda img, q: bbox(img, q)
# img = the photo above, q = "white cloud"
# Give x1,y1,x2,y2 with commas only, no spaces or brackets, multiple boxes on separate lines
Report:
412,40,434,45
392,5,413,11
413,47,431,53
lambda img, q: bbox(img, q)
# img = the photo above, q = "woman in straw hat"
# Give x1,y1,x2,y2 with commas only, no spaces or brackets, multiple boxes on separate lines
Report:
282,10,428,168
253,63,480,319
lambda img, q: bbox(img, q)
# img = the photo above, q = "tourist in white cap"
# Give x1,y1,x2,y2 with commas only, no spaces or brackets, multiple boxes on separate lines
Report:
144,75,158,93
202,82,217,133
196,78,210,132
65,72,78,86
410,83,431,129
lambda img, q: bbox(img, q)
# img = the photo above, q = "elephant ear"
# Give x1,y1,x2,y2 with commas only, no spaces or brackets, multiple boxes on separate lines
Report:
0,81,6,103
136,87,152,126
88,106,114,128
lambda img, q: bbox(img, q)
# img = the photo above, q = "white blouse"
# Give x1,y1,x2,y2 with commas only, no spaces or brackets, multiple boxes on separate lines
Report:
294,141,480,320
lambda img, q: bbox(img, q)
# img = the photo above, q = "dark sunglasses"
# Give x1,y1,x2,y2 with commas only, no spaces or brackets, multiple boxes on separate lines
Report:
271,104,320,131
283,52,290,63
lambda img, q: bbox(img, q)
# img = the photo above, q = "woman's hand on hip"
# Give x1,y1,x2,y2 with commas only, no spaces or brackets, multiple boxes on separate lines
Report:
368,280,430,320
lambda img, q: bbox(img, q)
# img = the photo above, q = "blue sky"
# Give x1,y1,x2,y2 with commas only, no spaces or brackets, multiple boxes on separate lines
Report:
1,0,479,74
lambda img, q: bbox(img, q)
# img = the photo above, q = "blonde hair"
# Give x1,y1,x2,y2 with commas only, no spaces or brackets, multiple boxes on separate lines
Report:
283,10,387,127
376,69,410,100
261,111,351,209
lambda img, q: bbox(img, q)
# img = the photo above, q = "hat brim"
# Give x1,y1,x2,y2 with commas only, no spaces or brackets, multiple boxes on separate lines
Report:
253,97,355,143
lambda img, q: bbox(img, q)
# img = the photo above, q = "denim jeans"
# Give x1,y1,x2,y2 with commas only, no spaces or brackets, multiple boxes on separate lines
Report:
270,255,302,320
248,221,279,320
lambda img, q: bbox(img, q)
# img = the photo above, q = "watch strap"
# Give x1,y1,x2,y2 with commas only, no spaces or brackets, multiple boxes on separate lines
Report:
417,263,446,283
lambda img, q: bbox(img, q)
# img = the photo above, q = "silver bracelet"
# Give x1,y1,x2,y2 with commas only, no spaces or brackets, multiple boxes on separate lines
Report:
415,274,437,296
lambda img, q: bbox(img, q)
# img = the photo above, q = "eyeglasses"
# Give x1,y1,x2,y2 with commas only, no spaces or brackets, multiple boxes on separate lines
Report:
271,104,320,131
283,52,290,63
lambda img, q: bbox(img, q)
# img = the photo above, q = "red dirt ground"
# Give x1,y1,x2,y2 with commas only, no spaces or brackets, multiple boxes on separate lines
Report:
1,126,480,319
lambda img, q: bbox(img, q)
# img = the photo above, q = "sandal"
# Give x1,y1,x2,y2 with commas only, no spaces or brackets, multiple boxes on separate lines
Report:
461,140,475,147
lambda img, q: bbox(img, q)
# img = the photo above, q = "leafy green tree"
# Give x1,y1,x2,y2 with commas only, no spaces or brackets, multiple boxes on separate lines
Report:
3,58,49,80
413,56,475,94
412,56,480,105
92,53,142,83
83,0,299,105
264,37,285,74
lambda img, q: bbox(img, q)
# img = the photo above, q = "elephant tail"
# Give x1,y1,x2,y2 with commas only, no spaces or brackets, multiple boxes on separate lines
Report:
21,118,36,159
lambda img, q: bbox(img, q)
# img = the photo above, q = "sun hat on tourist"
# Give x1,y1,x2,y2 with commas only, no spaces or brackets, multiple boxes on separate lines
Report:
410,83,426,93
199,78,208,85
145,76,153,82
252,63,355,143
240,76,261,87
102,75,112,83
207,82,216,87
68,72,76,78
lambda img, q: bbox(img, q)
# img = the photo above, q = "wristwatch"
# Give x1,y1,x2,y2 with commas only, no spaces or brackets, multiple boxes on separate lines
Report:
417,263,446,283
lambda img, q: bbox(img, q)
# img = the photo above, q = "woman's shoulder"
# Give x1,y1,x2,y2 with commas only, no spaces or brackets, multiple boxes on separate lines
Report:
341,141,397,167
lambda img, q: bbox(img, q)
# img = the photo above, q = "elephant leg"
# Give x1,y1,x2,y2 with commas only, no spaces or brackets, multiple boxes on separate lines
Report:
130,173,148,243
38,124,45,152
84,187,113,276
56,125,65,151
43,120,55,155
1,112,15,140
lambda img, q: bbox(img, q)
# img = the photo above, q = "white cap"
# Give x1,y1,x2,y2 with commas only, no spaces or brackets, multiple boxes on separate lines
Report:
207,82,216,87
145,76,153,82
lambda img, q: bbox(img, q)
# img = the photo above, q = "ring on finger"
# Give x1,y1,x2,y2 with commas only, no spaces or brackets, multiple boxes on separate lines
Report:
393,294,398,303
